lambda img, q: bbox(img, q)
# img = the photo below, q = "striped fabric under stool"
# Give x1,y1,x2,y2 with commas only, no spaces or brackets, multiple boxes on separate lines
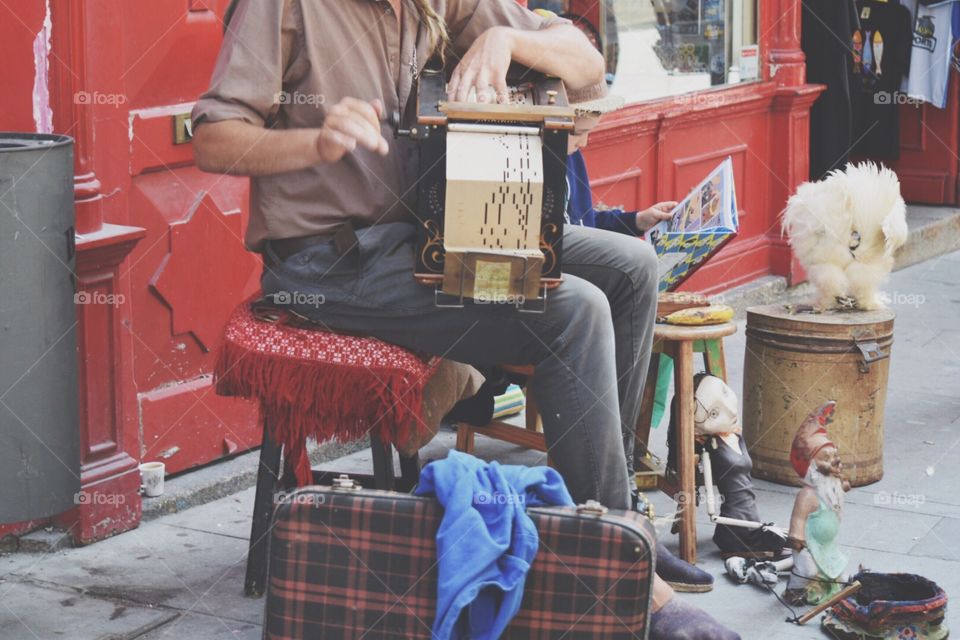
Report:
492,383,526,419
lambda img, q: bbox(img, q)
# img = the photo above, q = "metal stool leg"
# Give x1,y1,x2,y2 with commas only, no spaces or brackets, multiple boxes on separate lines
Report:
398,451,420,492
245,419,283,597
371,433,396,491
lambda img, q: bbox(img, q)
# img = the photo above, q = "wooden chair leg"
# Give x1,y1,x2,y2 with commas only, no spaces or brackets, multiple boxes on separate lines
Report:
246,420,283,597
525,391,541,432
455,423,475,453
371,433,396,491
673,341,698,565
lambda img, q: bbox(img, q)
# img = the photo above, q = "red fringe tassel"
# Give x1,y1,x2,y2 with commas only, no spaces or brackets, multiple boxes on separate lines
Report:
214,338,429,486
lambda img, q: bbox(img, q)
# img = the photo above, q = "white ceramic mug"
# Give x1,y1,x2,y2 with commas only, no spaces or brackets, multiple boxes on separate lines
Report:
140,461,166,497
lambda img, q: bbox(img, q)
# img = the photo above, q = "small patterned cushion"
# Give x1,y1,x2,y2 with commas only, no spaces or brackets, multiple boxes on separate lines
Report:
215,302,439,485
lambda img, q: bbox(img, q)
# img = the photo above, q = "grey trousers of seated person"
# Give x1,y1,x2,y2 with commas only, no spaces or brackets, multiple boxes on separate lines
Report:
261,222,658,510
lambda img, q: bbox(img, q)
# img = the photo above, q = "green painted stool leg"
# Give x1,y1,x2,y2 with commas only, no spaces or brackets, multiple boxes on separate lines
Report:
652,354,673,429
703,338,727,380
651,338,725,429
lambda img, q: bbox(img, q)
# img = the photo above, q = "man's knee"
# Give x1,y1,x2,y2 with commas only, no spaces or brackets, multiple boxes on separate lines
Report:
631,239,659,291
573,278,615,329
551,277,614,342
609,235,658,295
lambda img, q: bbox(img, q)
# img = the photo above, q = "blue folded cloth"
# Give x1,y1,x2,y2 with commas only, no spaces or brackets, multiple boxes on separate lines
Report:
414,450,574,640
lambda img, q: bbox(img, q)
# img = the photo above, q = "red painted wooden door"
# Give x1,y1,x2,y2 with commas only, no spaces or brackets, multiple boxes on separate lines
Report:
888,70,960,205
121,0,261,474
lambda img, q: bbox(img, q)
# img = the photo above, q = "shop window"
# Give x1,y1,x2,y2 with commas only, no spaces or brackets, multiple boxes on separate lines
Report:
529,1,760,104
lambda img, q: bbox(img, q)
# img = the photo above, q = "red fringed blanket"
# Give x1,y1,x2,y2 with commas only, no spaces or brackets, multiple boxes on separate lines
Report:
214,303,440,486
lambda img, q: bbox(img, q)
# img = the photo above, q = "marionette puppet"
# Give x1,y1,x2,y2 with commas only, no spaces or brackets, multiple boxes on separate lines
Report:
668,374,787,557
784,401,851,606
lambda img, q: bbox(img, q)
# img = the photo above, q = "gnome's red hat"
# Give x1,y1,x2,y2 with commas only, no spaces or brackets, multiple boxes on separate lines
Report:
790,401,837,478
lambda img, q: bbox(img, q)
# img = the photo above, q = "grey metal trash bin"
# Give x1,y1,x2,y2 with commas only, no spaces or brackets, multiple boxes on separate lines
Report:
0,133,80,523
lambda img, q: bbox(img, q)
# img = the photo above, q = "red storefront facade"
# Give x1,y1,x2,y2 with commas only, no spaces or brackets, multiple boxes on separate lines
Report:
886,79,960,206
1,0,956,543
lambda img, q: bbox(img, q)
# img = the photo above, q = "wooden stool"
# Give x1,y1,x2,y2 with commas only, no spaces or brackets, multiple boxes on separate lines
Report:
214,302,435,596
634,321,737,565
455,365,547,456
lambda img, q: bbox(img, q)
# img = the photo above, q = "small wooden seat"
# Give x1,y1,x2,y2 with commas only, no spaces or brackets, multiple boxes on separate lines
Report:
452,315,738,566
455,365,548,456
635,320,738,565
455,322,737,563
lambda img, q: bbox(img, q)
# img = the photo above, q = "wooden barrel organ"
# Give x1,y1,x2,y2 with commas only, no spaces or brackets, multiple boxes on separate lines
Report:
399,67,575,310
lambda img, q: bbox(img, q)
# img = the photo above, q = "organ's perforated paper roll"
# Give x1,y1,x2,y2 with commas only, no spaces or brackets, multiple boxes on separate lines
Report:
442,124,546,299
443,124,544,253
410,68,575,305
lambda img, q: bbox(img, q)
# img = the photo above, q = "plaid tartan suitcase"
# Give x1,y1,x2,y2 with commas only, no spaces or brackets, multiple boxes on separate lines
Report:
263,480,655,640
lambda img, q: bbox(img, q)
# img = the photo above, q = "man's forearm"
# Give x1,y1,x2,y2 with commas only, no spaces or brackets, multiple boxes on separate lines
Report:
192,120,323,176
506,24,605,92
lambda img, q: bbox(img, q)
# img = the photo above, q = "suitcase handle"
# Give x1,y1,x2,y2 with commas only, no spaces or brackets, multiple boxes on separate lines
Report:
576,500,608,516
331,474,362,490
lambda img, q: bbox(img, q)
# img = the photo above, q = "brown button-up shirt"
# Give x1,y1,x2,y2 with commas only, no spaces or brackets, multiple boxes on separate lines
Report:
193,0,595,251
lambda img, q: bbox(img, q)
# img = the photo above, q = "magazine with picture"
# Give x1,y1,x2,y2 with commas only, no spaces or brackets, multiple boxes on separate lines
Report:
647,157,739,291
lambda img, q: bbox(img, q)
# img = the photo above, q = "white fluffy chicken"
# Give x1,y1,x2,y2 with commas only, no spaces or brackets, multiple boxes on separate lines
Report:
782,162,908,311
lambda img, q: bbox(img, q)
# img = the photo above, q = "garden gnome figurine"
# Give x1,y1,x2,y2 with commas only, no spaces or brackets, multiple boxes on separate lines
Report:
784,401,851,605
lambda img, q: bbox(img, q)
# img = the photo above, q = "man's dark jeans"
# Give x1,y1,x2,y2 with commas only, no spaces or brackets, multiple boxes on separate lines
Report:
261,222,658,509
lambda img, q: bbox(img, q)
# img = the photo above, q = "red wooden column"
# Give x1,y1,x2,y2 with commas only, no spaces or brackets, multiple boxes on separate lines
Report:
763,0,806,87
47,0,146,544
763,0,823,284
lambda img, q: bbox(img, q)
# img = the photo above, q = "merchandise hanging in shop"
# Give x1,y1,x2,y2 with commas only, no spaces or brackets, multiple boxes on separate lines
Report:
901,0,960,108
802,0,860,180
850,0,913,159
954,1,960,71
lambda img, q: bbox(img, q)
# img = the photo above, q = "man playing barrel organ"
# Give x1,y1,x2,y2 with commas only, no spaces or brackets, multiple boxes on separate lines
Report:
193,1,738,636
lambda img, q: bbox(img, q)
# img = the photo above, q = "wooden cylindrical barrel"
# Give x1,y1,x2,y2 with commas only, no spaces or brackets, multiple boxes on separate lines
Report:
742,305,895,487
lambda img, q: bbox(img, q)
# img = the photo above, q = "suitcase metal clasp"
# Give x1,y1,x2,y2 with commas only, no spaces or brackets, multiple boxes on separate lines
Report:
576,500,608,516
332,474,361,490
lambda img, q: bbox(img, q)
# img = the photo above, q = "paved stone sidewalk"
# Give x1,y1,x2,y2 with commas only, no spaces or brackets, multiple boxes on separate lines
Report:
2,250,959,639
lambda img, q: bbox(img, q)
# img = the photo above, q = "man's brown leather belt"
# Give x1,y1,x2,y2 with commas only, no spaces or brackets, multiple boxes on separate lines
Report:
269,234,332,263
269,221,363,263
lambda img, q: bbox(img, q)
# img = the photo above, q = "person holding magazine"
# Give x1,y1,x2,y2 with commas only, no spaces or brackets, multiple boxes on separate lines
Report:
563,91,720,597
565,99,678,237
